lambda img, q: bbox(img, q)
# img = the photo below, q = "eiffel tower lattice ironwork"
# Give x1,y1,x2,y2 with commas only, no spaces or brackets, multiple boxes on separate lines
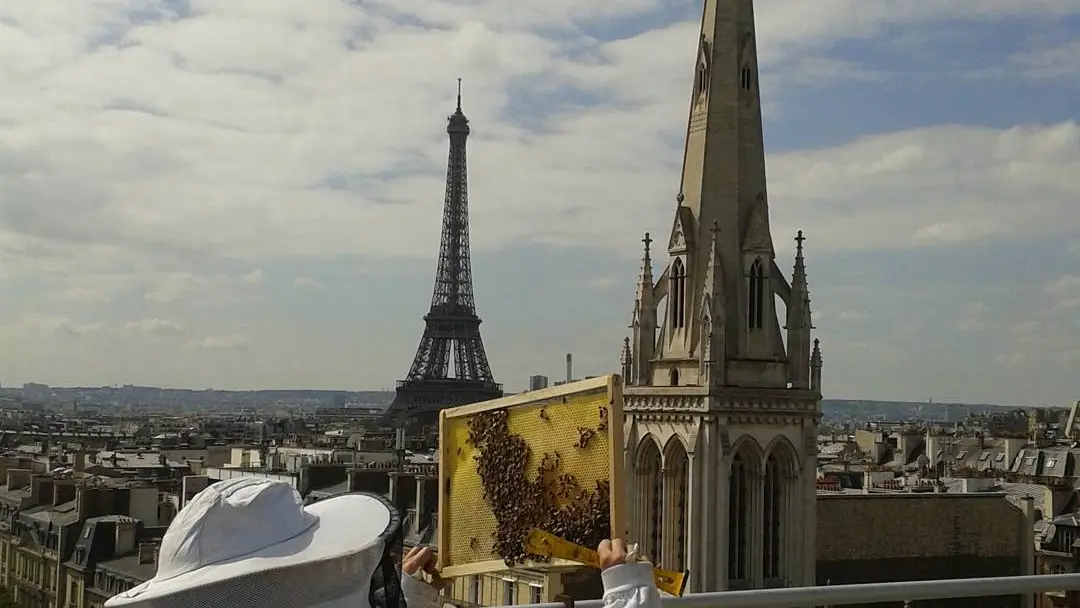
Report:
383,81,503,429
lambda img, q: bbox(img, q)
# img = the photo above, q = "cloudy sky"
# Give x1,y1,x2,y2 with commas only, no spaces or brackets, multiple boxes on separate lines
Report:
1,0,1078,407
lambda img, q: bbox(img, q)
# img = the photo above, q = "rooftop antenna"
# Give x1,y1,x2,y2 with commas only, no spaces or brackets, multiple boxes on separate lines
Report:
456,77,462,111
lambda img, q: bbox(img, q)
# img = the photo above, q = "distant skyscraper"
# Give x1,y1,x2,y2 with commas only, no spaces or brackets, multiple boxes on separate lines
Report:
528,375,549,391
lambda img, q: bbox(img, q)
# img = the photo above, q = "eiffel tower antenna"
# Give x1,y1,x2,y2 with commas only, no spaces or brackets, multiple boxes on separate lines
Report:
382,81,502,430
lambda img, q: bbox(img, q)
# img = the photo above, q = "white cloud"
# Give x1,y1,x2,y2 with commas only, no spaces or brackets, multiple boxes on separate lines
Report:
293,277,323,288
192,334,251,350
1001,39,1080,81
48,286,112,304
1,0,1077,285
769,122,1080,253
124,318,184,334
957,301,989,332
242,269,265,285
1046,276,1080,309
8,315,107,337
144,270,264,303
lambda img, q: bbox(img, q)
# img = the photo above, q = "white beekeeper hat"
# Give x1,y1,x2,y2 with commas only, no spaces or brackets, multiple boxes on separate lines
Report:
104,476,403,608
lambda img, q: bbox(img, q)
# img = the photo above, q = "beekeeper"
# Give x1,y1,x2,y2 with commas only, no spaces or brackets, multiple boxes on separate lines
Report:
104,477,663,608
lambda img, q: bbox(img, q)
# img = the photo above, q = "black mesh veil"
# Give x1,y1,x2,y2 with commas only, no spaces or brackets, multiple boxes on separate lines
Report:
367,491,406,608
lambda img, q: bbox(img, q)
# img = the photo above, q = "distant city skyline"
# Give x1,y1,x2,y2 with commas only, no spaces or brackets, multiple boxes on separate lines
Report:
1,1,1078,406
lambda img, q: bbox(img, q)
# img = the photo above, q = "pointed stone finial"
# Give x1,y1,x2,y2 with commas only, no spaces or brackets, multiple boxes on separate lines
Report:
795,229,805,252
710,221,720,237
642,232,652,256
676,192,685,205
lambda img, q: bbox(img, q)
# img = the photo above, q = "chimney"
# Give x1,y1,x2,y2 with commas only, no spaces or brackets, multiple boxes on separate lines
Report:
30,477,54,507
565,353,572,384
6,469,31,490
53,482,77,507
73,451,87,472
137,542,158,565
115,518,137,555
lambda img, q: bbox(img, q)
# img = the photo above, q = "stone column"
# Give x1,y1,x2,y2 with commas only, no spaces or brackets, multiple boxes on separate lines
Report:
714,433,730,592
414,476,426,536
783,470,798,586
660,466,672,568
802,425,818,587
623,439,636,541
632,464,646,549
685,450,698,592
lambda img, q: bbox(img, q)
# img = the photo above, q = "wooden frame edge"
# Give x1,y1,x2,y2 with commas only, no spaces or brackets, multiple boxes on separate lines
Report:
442,375,612,420
442,558,588,579
606,374,627,540
437,408,452,570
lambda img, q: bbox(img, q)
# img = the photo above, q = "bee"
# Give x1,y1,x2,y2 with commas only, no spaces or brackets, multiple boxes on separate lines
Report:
470,537,480,550
577,427,596,449
539,408,550,422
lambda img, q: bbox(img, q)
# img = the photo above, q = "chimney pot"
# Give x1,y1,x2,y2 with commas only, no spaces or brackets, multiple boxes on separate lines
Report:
137,542,157,564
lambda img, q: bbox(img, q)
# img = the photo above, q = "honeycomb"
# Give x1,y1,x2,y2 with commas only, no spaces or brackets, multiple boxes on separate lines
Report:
439,379,622,576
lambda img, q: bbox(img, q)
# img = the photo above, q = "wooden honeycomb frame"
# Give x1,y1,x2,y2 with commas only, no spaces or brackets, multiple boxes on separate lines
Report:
437,375,625,578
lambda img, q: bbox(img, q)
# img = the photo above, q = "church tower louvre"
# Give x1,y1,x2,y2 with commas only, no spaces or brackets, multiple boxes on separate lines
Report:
621,0,822,594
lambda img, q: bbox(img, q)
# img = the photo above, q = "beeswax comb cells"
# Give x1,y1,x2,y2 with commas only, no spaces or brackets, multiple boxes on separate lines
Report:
437,375,626,578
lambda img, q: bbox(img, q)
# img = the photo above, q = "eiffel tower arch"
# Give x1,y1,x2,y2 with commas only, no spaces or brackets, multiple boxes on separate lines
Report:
382,81,503,431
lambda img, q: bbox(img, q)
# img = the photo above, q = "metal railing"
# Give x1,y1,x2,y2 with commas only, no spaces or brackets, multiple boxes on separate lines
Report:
485,573,1080,608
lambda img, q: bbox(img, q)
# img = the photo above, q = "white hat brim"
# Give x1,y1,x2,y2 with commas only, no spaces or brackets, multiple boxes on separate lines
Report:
104,493,394,607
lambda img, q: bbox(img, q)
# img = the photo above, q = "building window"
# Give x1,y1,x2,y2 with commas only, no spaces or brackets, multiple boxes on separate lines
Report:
530,585,543,604
503,580,516,605
748,259,765,330
763,454,783,580
740,66,752,90
650,463,663,564
469,575,480,604
728,452,749,582
670,258,687,330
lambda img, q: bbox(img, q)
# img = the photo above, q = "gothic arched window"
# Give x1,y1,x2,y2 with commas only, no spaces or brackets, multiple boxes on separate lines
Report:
670,258,687,330
728,452,749,582
763,454,783,580
748,258,765,329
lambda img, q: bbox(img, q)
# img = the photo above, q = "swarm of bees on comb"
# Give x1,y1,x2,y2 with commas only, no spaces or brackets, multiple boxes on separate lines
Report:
465,403,611,567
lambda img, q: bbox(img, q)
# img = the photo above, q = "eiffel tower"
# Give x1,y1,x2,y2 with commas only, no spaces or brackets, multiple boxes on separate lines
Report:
382,81,503,430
